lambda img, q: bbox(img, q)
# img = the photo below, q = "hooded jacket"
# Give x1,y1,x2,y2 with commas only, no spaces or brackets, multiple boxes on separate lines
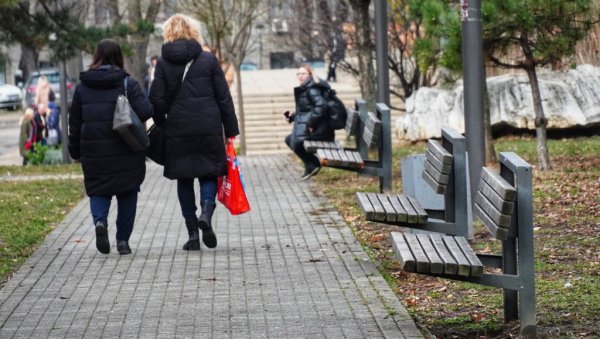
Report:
69,65,154,196
289,77,335,147
149,39,239,180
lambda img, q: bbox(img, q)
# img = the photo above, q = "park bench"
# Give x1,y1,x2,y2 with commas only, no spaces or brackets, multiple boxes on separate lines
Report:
390,152,536,337
303,98,362,154
355,127,470,236
307,101,392,192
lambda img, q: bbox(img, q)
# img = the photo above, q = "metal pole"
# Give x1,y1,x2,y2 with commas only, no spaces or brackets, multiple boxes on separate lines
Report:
461,0,485,198
375,0,390,106
59,61,70,163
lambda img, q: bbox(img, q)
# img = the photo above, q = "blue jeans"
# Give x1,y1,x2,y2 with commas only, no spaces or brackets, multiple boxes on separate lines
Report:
177,177,218,220
89,189,138,241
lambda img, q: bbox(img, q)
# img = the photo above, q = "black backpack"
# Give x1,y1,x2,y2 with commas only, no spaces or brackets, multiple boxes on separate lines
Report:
322,88,347,130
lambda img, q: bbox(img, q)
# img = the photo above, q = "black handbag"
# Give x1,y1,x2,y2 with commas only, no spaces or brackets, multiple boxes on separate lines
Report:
112,77,149,152
146,124,165,165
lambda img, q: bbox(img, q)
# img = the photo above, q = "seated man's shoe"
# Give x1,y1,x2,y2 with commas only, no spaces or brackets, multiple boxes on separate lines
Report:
95,220,110,254
300,166,321,180
117,240,132,255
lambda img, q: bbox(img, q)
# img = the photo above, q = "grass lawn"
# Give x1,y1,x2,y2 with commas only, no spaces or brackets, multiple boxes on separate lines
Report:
0,165,84,285
312,135,600,338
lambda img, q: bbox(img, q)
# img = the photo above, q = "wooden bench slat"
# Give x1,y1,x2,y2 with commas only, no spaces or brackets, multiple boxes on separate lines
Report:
407,196,428,224
396,195,420,224
356,192,377,221
316,149,328,166
427,139,452,165
424,159,450,185
386,195,408,223
426,149,452,175
454,237,484,277
365,192,386,221
474,192,512,228
429,234,458,275
416,234,444,274
480,167,517,202
442,236,472,277
374,193,398,222
474,204,510,240
404,233,431,273
390,232,416,272
478,178,516,215
422,168,447,194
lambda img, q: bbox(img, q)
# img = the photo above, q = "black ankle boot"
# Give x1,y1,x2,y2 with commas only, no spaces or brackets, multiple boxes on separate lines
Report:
182,218,200,251
198,200,217,248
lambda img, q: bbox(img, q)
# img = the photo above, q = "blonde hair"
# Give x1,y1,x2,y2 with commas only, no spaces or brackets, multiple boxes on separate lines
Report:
298,64,321,83
162,14,203,43
20,108,34,125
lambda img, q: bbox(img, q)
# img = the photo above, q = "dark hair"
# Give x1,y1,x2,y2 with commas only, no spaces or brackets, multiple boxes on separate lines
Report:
89,39,124,69
150,55,159,61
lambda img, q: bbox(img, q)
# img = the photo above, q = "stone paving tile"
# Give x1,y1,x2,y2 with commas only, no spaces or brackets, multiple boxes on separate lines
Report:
0,155,422,338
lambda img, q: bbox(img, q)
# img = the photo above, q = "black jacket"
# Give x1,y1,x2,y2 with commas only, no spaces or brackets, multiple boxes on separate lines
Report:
149,39,239,179
290,78,335,147
69,66,154,196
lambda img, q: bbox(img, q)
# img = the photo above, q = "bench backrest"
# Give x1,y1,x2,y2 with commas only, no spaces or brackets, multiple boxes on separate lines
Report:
362,111,382,150
422,128,469,229
474,152,533,241
345,106,360,136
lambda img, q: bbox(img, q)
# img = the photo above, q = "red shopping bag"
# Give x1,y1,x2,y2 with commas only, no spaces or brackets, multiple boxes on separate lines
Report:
217,141,251,215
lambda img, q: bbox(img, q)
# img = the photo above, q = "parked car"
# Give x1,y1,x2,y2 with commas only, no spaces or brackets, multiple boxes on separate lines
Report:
240,62,258,71
23,69,75,109
0,80,22,111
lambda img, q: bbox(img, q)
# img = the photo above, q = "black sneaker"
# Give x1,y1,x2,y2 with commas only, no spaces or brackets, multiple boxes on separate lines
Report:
117,240,131,255
95,220,110,254
300,166,321,180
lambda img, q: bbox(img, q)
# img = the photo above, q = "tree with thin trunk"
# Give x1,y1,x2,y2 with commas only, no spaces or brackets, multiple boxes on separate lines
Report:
182,0,264,155
347,0,376,107
482,0,598,170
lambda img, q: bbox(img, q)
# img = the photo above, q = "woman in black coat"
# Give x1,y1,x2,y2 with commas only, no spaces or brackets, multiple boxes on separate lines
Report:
149,14,239,251
69,39,154,255
285,64,335,180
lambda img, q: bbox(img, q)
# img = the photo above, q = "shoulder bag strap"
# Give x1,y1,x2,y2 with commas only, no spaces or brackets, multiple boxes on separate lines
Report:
167,56,196,109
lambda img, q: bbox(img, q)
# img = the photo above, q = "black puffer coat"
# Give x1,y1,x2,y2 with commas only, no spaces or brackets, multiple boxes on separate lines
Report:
68,66,154,196
289,78,335,148
149,40,239,180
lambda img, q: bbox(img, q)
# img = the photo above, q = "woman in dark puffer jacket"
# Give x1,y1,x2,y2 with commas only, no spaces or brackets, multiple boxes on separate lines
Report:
285,64,335,180
149,14,239,251
69,39,154,255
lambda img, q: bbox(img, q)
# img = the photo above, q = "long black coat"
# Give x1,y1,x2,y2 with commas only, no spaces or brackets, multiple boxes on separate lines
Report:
289,78,335,148
149,40,239,180
69,66,154,196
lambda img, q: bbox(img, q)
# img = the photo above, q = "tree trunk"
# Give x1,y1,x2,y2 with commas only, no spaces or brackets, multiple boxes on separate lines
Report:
349,0,376,107
125,0,161,85
20,44,38,82
524,62,552,170
484,81,496,165
234,66,246,155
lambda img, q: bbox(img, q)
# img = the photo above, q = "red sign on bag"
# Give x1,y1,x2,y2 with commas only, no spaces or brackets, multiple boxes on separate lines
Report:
217,142,251,215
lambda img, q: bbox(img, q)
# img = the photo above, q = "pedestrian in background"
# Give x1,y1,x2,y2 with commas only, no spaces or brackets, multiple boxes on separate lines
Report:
33,102,48,145
69,39,154,255
149,14,239,251
34,75,55,108
46,102,61,146
18,108,36,165
284,64,334,180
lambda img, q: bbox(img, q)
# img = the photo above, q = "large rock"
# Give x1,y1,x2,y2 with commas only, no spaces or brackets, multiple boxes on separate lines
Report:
397,64,600,141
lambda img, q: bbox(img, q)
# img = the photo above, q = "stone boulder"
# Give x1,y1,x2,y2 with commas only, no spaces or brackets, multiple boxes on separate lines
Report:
396,64,600,141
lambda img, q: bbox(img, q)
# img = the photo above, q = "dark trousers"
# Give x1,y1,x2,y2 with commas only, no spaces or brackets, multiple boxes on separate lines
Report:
89,189,138,241
177,177,218,220
285,134,320,171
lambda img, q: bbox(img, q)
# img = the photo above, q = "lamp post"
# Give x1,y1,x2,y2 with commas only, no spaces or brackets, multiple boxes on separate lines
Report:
49,32,71,164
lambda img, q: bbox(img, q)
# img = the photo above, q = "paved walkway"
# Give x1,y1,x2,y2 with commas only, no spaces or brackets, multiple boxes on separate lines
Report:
0,156,422,338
